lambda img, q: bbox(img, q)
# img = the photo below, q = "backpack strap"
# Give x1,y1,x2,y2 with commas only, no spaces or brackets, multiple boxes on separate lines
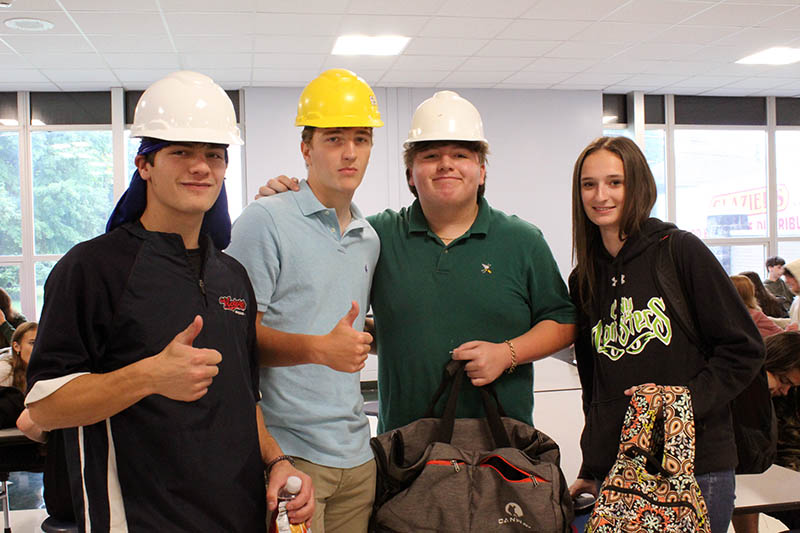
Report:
653,230,710,355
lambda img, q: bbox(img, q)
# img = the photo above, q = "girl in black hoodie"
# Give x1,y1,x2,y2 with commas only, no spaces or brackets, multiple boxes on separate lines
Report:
567,136,764,533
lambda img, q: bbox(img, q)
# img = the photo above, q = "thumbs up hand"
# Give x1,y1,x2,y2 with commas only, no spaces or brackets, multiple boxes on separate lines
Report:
318,301,372,373
152,315,223,401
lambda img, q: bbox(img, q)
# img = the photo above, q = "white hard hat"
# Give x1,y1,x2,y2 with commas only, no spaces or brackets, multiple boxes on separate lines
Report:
404,90,488,148
130,70,243,145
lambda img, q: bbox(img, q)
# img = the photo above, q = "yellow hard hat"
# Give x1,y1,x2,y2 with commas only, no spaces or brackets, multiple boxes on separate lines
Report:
295,69,383,128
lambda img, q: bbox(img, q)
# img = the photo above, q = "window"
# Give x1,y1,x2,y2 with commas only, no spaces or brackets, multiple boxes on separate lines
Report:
0,265,21,312
707,244,766,277
31,130,114,255
776,131,800,237
0,132,21,255
674,129,767,239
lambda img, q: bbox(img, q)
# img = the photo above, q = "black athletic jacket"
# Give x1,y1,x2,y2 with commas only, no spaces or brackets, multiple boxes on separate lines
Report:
570,218,764,480
27,222,266,533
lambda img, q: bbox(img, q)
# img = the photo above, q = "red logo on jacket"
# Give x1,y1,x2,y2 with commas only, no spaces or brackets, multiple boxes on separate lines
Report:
219,296,247,316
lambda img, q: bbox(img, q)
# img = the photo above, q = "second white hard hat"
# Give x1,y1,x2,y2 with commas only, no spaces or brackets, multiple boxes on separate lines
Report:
130,70,243,145
404,90,488,148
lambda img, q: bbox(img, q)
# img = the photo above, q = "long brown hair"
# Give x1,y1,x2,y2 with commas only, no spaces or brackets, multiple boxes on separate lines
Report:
9,322,37,392
731,275,759,310
571,136,657,309
739,271,786,318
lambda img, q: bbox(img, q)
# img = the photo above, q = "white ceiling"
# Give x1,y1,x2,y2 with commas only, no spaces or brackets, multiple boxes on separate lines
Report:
2,0,800,96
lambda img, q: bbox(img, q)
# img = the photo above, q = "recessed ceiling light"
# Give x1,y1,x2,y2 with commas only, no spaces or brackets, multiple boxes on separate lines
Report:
4,17,55,31
736,47,800,66
0,2,14,9
332,35,410,56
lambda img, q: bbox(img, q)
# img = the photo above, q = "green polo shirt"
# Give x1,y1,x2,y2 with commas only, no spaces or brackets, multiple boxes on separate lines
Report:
368,198,576,433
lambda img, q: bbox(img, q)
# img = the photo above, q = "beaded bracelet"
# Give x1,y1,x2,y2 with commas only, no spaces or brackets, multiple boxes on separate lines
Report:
266,454,295,474
504,339,517,374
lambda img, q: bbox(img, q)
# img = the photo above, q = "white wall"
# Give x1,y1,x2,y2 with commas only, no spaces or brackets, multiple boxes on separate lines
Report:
242,87,602,278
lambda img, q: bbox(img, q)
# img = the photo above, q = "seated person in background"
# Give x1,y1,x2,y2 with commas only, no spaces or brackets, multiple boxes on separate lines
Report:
741,271,790,320
0,288,27,349
0,322,36,427
731,276,797,338
765,256,795,315
733,330,800,533
784,258,800,326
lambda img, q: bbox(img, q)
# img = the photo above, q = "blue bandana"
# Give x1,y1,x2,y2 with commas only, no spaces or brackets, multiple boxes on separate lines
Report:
105,138,232,249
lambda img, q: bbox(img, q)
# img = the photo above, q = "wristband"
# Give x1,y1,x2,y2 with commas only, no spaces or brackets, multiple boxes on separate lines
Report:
504,339,517,374
266,454,295,474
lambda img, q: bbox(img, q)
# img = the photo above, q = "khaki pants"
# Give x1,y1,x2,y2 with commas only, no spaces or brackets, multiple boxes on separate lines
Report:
293,457,376,533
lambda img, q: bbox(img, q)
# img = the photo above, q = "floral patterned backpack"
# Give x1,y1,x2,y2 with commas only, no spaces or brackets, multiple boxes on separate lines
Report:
586,385,710,533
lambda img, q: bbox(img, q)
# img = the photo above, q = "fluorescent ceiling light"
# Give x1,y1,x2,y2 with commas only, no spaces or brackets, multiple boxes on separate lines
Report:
4,17,54,31
602,115,618,124
736,47,800,66
332,35,410,56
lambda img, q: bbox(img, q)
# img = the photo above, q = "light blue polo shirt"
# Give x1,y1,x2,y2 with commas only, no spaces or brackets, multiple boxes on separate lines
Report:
226,179,379,468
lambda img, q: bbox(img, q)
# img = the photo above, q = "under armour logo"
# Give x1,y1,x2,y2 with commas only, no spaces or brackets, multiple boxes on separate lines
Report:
611,275,626,286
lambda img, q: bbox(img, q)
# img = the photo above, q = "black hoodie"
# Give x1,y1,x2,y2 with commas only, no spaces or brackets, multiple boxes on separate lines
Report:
570,218,764,479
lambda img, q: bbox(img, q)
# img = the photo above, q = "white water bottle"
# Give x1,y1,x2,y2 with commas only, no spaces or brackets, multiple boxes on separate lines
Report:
269,476,309,533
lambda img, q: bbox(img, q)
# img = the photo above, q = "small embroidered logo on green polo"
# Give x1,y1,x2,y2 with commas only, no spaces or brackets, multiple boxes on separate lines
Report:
481,263,492,274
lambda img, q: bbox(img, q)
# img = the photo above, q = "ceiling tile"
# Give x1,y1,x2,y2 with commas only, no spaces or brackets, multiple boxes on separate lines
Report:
475,39,558,57
584,58,668,74
182,53,253,69
440,70,515,83
404,37,488,55
665,75,739,88
615,73,691,86
459,56,532,70
0,82,58,90
346,0,446,15
562,72,630,85
551,82,610,90
187,68,252,82
436,0,538,18
339,15,429,35
114,69,178,84
572,22,670,44
713,27,800,48
684,3,795,26
523,57,596,72
2,34,92,53
104,53,180,69
160,0,256,12
418,17,511,38
173,36,254,53
545,41,628,59
640,60,716,75
257,0,351,13
605,1,715,24
253,35,334,54
502,71,572,84
498,19,591,40
685,45,762,62
645,24,742,46
0,11,78,34
322,55,395,70
519,0,630,21
88,34,174,53
0,68,49,82
379,70,450,83
251,68,331,83
40,68,118,83
700,87,756,96
0,53,32,68
25,52,106,68
252,13,343,36
165,13,255,35
705,63,776,76
391,55,467,70
0,0,61,11
61,0,159,10
253,53,326,70
70,12,166,35
617,43,703,61
756,6,800,29
721,76,797,90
